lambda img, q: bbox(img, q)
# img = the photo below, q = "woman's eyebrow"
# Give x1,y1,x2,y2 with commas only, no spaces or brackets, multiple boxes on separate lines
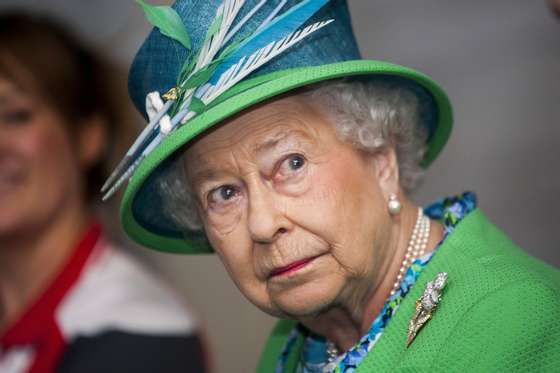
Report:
0,94,19,108
255,133,288,155
255,130,314,156
189,168,224,188
0,89,28,109
189,129,316,183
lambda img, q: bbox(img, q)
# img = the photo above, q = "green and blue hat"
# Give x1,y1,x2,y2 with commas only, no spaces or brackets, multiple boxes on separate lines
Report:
104,0,453,254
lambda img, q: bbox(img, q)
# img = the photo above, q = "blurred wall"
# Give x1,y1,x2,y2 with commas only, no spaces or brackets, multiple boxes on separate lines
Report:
1,1,558,372
352,1,560,268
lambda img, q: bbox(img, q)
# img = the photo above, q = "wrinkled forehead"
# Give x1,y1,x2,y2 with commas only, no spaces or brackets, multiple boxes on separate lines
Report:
184,94,328,169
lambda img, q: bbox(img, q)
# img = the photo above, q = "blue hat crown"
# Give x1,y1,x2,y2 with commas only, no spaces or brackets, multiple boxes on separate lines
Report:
129,0,361,115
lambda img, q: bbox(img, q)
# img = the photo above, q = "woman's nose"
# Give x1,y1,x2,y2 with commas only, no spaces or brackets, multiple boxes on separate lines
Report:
247,184,291,244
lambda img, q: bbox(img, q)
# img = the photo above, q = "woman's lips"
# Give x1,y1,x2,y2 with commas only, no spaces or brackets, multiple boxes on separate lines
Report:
269,255,320,278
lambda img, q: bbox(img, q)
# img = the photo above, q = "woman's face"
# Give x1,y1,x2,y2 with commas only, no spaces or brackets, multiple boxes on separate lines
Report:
184,94,395,318
0,78,84,237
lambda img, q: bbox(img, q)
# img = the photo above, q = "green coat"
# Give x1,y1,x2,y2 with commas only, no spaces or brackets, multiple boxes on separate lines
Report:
257,209,560,372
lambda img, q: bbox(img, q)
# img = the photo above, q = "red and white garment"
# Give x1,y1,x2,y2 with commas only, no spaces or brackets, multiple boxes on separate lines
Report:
0,224,207,373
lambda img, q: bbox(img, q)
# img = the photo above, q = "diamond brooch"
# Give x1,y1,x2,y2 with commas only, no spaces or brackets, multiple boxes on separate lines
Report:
406,272,448,347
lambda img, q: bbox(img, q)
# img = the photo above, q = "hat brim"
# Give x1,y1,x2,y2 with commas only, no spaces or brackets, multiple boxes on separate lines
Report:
120,59,452,254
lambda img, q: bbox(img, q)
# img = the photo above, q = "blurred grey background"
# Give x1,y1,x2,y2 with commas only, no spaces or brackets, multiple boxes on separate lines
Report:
1,1,558,372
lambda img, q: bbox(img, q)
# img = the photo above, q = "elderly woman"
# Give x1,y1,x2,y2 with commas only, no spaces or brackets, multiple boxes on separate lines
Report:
104,0,560,372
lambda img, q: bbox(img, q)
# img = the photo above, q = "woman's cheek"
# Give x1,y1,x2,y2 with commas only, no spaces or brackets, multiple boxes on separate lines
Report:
14,124,48,170
204,197,246,236
35,117,78,186
207,225,266,307
18,123,64,200
296,171,345,227
279,165,339,237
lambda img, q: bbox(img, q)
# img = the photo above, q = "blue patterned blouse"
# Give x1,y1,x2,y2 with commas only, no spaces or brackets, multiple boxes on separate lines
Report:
275,192,477,373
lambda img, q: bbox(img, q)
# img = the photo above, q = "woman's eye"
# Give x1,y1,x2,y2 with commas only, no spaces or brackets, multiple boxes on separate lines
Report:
1,109,33,126
278,154,306,176
208,185,240,206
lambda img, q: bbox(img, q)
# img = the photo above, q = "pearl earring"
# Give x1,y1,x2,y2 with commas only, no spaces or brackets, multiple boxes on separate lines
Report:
388,194,401,215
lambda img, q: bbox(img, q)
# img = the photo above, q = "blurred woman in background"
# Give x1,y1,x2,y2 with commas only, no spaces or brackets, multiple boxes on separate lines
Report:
0,12,207,373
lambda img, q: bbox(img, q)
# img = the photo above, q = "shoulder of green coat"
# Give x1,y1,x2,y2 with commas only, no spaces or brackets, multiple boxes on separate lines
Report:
358,209,560,372
256,319,298,373
431,277,560,372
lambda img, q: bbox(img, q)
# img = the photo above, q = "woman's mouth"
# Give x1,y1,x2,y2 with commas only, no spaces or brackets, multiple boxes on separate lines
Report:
269,255,321,278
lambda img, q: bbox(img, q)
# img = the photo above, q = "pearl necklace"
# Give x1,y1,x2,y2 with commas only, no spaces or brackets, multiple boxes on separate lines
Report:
390,207,431,296
326,208,431,363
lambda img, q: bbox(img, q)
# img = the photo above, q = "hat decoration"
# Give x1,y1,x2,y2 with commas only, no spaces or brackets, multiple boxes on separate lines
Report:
101,0,334,200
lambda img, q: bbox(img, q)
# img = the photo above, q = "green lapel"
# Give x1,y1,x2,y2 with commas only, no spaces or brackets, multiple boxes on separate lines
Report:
356,208,525,371
256,319,302,373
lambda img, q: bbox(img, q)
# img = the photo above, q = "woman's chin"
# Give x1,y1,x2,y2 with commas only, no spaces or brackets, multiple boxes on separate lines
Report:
268,279,341,318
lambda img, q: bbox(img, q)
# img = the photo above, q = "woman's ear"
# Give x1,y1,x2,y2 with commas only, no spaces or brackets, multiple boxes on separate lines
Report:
371,146,400,199
77,115,107,169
